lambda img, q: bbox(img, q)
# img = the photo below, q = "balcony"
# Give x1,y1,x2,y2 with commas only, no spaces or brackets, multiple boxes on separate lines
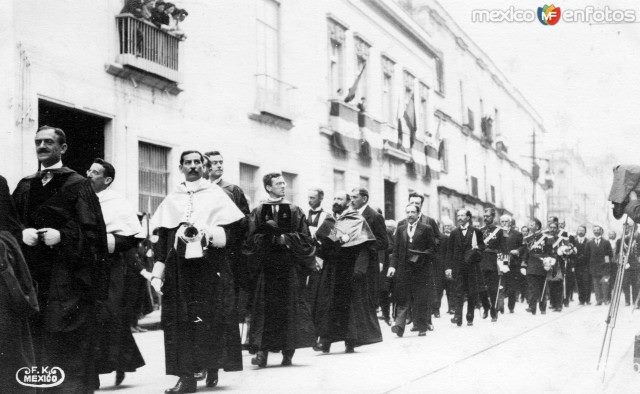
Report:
249,74,296,129
105,14,182,94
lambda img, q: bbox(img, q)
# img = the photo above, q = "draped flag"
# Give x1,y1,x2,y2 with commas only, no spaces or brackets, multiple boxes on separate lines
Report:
344,63,366,103
403,92,417,147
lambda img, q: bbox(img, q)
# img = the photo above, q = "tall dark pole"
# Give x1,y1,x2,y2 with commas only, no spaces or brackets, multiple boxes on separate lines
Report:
531,128,537,219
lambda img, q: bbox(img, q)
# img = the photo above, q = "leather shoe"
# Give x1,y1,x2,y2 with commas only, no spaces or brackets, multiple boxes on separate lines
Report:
391,325,404,337
482,309,489,319
251,351,268,368
345,344,355,353
426,323,434,331
410,325,418,332
451,317,462,327
165,377,196,393
467,321,473,326
194,369,206,381
206,369,218,388
540,310,546,315
491,317,498,322
321,342,331,354
418,331,426,336
115,371,125,386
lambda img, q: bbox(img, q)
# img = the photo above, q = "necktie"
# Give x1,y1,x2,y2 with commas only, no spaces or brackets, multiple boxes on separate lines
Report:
41,170,53,186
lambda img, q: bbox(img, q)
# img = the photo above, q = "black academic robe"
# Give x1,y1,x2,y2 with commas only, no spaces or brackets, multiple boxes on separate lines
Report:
243,202,316,352
361,206,388,306
13,167,108,392
445,226,485,294
156,225,242,376
95,235,145,374
1,175,38,393
313,239,382,347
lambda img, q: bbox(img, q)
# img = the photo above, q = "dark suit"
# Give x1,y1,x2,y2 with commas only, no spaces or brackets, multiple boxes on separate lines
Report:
434,234,455,314
446,226,485,323
361,206,389,307
586,238,613,304
503,229,524,312
391,221,437,332
573,236,590,304
523,232,553,314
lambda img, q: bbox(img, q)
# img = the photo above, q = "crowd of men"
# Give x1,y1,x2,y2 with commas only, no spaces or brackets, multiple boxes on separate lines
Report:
2,125,640,393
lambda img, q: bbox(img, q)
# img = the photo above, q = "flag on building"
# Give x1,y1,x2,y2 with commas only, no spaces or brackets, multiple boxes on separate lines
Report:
344,64,366,103
403,93,417,147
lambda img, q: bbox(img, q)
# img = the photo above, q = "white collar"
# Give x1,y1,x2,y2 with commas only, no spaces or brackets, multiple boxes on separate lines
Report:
182,178,208,192
309,207,323,213
268,196,284,203
213,177,222,184
460,224,469,230
594,236,602,242
408,221,417,228
42,160,63,170
357,204,368,215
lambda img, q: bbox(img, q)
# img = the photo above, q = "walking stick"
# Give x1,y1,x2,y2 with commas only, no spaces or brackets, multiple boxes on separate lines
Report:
597,218,637,382
494,274,502,310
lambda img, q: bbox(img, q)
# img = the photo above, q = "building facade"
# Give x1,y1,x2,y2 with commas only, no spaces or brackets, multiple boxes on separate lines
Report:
0,0,547,226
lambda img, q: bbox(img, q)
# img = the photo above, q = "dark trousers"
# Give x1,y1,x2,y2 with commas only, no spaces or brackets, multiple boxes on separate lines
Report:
549,280,564,310
505,270,523,312
575,266,591,304
433,276,455,313
395,299,432,331
623,268,640,305
527,274,547,313
592,274,610,304
564,270,576,305
454,271,478,323
481,270,499,318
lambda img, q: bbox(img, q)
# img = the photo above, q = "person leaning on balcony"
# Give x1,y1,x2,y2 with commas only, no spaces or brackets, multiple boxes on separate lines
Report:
152,1,170,28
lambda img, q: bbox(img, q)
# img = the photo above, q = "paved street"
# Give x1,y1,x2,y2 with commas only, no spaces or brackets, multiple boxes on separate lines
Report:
97,301,640,393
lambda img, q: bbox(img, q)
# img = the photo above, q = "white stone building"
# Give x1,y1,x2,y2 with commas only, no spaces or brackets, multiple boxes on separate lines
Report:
0,0,547,225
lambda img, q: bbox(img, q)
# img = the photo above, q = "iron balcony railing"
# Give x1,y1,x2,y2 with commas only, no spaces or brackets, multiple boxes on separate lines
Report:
255,74,296,120
116,14,179,81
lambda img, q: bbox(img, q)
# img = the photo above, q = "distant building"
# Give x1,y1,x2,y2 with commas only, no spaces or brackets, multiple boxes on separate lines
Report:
0,0,547,226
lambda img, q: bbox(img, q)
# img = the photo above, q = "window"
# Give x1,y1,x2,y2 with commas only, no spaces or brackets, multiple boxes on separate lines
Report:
439,138,448,173
333,170,345,194
359,176,370,190
384,179,396,220
381,56,395,123
467,108,475,130
419,82,429,136
239,163,259,208
470,176,478,197
435,57,444,94
282,171,298,205
490,185,496,204
256,0,280,107
138,142,170,214
328,18,346,98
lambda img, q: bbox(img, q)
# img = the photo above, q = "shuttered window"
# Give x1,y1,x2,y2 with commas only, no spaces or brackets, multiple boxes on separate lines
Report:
138,142,170,214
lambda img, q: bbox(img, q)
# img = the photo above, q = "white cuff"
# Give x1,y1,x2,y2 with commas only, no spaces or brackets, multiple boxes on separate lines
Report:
151,262,165,279
107,234,116,254
209,226,227,248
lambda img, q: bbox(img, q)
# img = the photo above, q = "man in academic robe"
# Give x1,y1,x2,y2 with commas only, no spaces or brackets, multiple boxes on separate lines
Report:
243,173,316,368
478,208,506,322
349,188,389,314
12,126,109,392
87,159,146,388
500,214,524,313
204,151,251,342
523,218,553,315
445,209,485,326
1,174,39,394
586,225,613,305
388,203,437,336
149,151,244,393
312,191,381,352
572,225,590,305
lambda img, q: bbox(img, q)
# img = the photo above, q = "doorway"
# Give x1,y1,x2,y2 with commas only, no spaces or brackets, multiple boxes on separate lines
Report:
38,99,107,175
384,179,396,220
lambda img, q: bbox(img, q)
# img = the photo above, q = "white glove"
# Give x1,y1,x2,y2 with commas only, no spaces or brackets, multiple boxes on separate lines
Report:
499,264,509,274
340,234,350,243
140,269,153,281
22,228,39,246
107,234,116,254
520,268,526,276
40,228,61,246
445,268,452,279
150,277,163,295
208,226,227,248
387,267,396,278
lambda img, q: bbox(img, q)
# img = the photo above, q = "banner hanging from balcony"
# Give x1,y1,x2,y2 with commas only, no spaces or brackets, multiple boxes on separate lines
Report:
344,63,367,103
403,93,417,148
